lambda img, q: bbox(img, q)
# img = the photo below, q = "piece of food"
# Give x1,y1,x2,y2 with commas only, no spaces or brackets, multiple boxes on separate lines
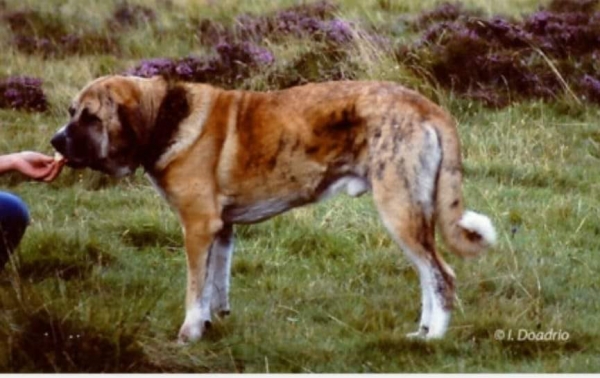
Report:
54,151,65,162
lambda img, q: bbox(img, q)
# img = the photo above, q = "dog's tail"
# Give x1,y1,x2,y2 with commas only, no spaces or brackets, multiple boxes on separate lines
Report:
433,118,497,258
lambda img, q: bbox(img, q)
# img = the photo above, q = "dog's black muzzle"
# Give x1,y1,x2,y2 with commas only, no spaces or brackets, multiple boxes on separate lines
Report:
51,128,91,169
50,130,67,157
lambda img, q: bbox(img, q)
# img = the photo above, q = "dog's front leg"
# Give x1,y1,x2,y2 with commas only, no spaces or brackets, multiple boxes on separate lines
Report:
178,217,223,344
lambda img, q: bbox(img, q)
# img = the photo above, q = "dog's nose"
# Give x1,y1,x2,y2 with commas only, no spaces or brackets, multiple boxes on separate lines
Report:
51,129,67,154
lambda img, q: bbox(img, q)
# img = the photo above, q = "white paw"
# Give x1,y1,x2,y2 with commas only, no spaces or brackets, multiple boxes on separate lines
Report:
405,325,447,340
178,306,211,344
178,324,200,344
177,319,212,344
426,307,450,339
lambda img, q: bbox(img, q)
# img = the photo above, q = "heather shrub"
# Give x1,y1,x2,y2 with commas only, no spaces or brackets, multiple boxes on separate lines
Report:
580,74,600,103
265,41,361,90
110,1,156,29
127,41,275,88
547,0,599,13
403,1,600,107
11,33,119,57
4,9,67,36
127,38,358,91
196,0,353,46
0,77,48,112
412,1,481,30
128,0,361,90
4,10,119,57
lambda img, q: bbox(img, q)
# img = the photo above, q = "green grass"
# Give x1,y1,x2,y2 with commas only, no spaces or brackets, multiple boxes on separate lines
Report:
1,0,600,373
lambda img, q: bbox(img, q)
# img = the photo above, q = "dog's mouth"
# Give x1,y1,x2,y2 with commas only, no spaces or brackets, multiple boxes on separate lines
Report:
54,148,97,170
63,156,107,171
52,138,97,170
65,159,87,169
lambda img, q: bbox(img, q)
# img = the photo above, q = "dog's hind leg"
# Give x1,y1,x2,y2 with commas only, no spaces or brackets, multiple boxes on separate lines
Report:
370,122,455,339
209,224,234,317
375,199,456,339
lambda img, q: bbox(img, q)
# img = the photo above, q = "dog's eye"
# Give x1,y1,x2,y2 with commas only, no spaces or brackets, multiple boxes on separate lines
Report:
80,108,100,125
68,106,76,117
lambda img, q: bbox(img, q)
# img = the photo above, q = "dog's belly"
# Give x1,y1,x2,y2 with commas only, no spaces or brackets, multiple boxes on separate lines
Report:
221,175,369,224
222,197,298,224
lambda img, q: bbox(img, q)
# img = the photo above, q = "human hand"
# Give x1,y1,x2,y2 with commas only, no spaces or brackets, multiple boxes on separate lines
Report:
10,151,65,182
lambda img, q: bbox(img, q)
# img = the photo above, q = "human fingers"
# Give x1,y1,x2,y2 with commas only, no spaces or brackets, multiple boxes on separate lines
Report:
14,159,54,179
19,151,55,166
42,161,65,182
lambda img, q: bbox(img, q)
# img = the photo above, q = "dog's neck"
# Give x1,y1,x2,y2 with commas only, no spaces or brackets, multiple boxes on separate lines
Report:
136,77,192,174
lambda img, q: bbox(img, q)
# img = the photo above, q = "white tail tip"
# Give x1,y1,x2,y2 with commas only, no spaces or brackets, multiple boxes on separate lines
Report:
458,211,497,246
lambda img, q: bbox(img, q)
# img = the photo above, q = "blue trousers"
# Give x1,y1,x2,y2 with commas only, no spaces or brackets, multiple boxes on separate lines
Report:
0,191,29,269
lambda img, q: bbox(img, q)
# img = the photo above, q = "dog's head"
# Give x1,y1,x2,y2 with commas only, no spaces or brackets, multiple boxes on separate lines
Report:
51,75,159,177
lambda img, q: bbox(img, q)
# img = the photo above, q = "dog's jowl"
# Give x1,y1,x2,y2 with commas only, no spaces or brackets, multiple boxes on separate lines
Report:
51,75,496,343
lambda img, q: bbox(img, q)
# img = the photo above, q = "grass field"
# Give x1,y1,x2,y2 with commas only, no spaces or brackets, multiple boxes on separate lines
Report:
1,0,599,373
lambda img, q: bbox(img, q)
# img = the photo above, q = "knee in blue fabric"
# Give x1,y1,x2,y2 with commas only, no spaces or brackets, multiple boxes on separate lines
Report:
0,191,30,269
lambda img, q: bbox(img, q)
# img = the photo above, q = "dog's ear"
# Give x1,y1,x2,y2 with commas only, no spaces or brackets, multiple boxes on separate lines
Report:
117,101,147,145
103,80,148,146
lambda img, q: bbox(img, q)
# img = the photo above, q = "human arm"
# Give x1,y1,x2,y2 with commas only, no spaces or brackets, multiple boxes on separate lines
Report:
0,151,64,182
